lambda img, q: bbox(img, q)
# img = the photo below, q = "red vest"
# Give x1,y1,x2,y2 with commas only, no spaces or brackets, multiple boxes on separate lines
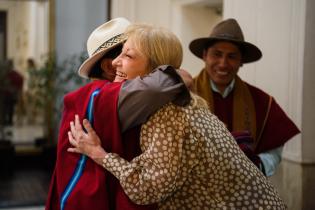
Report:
213,83,300,153
46,80,156,210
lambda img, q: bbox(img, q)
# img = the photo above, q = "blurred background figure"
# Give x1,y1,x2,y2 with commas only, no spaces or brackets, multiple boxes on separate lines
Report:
27,58,37,72
0,59,24,126
0,59,23,181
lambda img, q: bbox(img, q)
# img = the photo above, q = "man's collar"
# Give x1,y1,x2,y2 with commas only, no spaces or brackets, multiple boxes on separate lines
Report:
210,79,235,98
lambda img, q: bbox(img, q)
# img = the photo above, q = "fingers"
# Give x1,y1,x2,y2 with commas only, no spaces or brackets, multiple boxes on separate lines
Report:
68,131,77,146
68,115,93,155
67,147,76,153
67,147,81,154
70,115,86,140
67,131,80,154
82,119,96,136
67,130,87,154
68,115,100,155
71,115,93,135
69,115,84,151
82,119,101,145
70,121,76,138
74,115,83,131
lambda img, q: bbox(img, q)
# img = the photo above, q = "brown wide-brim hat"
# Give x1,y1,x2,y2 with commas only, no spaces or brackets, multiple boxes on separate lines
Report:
189,18,262,63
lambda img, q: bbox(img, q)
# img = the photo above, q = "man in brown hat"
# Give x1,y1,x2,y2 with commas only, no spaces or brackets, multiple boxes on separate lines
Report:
190,18,300,176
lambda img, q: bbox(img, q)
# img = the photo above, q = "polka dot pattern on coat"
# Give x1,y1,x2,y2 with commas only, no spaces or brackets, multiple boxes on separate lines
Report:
103,94,287,209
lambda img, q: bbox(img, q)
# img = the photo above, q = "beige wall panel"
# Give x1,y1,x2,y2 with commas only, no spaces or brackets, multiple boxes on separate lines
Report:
224,0,307,162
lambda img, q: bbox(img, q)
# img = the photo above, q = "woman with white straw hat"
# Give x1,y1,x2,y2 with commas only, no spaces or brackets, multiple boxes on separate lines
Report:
46,17,190,210
68,23,286,209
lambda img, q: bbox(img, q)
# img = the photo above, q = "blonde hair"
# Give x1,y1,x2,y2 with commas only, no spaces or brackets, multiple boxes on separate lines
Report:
190,92,209,109
125,23,183,74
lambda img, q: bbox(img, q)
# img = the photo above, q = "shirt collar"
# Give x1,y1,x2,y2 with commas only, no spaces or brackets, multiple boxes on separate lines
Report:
210,79,235,98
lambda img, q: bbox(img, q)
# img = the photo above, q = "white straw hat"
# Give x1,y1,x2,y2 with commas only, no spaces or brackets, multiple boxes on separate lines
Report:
78,17,131,78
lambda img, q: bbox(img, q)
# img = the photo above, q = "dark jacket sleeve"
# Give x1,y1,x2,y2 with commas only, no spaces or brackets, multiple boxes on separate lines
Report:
118,65,191,132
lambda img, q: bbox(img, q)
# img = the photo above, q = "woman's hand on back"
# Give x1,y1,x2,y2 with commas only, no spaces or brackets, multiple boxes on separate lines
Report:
177,69,193,91
67,115,107,165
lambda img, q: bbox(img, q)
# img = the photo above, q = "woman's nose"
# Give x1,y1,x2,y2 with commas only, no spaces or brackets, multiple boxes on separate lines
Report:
112,55,120,67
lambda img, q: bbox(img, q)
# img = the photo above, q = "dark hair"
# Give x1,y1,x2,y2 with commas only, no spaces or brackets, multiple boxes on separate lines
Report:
104,44,123,59
88,60,103,78
88,45,123,78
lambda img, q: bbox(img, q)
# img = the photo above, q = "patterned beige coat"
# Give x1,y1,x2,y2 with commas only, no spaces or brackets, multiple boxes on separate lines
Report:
103,94,286,210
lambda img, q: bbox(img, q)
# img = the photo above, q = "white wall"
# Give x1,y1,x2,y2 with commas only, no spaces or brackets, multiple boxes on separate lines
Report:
111,0,222,76
301,0,315,163
224,0,308,163
0,1,28,72
55,0,108,62
27,2,49,67
173,3,222,76
0,1,49,72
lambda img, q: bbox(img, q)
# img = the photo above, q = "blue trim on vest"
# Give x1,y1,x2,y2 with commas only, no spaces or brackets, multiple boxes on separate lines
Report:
60,88,100,210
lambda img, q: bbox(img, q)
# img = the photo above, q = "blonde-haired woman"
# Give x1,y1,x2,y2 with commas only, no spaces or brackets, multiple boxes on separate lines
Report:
114,23,183,80
68,23,286,209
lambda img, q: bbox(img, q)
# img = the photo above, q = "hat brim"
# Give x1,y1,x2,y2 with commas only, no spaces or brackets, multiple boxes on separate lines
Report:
189,37,262,63
78,40,125,79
